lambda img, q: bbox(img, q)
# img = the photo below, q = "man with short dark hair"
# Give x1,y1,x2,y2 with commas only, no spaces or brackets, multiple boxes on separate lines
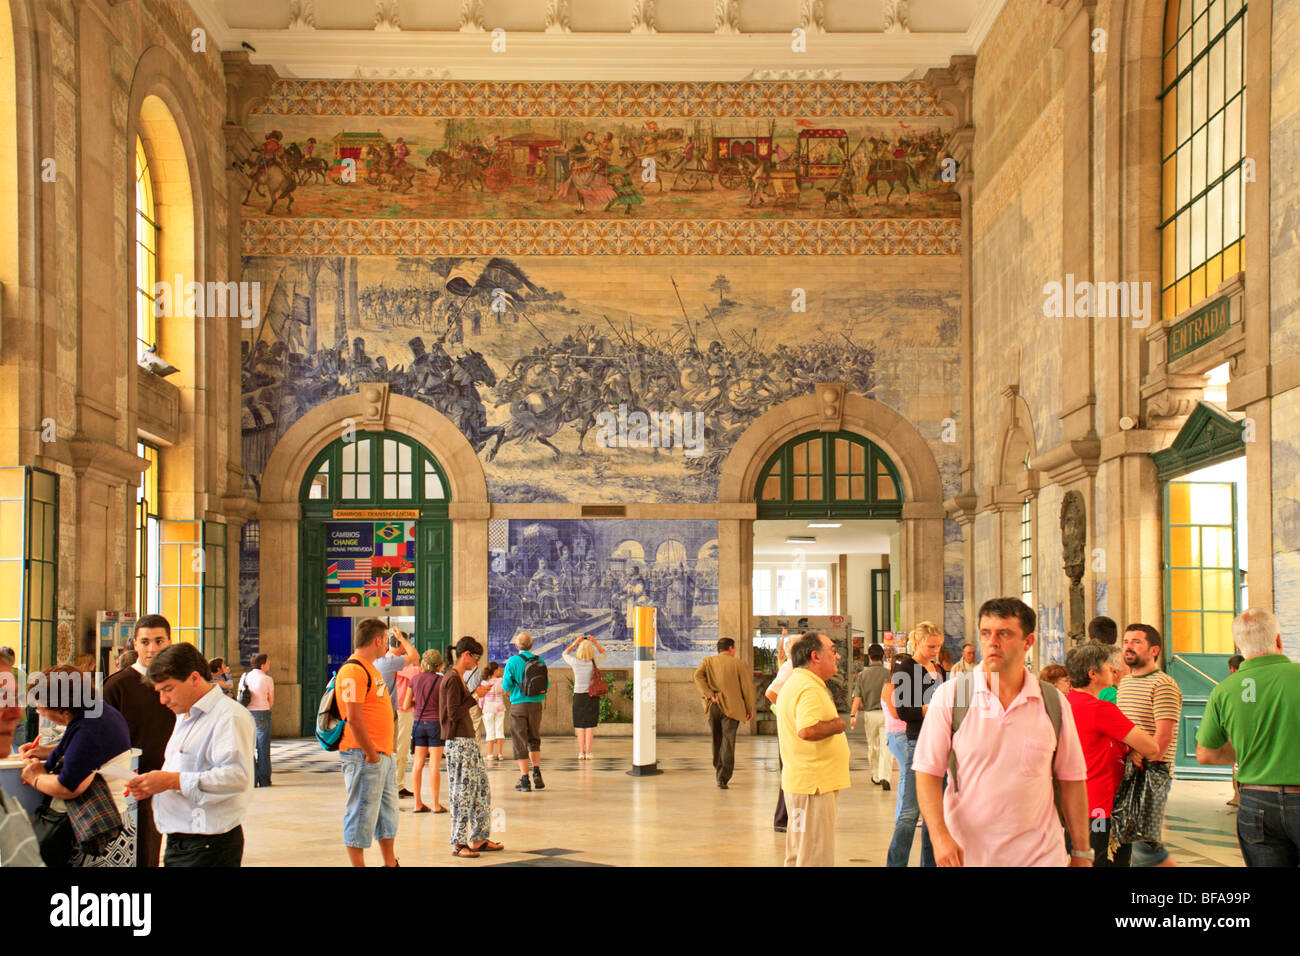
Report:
1088,616,1123,702
694,637,755,789
103,613,175,867
774,631,849,866
336,618,400,867
1116,622,1182,867
241,653,274,788
849,643,891,788
1197,608,1300,865
125,643,255,866
914,598,1091,867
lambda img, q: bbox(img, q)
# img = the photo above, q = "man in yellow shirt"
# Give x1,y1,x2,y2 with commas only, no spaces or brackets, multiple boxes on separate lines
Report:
774,631,850,866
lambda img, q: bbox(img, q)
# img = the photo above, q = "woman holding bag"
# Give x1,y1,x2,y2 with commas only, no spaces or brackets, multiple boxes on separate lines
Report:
19,664,132,866
562,635,605,760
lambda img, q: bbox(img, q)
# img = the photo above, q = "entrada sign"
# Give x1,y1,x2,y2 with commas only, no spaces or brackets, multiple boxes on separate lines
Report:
1168,297,1230,362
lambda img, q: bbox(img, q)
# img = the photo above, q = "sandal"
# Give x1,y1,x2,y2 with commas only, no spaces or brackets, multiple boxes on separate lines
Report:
472,840,504,852
433,805,448,813
413,806,430,813
451,845,479,858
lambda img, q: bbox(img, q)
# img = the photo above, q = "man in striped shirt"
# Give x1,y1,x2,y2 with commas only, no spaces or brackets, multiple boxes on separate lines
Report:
1116,623,1183,867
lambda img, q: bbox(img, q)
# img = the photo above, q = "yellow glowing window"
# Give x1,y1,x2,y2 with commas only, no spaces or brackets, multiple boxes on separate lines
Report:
1165,480,1238,654
0,468,59,673
136,137,159,364
1160,0,1247,320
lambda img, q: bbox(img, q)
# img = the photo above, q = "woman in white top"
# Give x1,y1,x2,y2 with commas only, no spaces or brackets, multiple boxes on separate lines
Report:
561,635,605,760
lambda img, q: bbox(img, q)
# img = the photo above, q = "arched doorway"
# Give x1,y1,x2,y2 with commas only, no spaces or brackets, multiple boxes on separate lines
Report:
296,431,452,733
717,391,948,716
257,388,489,736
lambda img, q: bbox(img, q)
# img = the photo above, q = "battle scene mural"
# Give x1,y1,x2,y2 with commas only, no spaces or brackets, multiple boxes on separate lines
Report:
239,254,961,503
486,518,718,669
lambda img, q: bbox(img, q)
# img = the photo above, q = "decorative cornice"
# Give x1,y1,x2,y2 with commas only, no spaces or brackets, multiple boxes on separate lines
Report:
286,0,316,31
714,0,741,36
631,0,658,35
1031,437,1101,484
251,78,949,117
241,217,962,257
883,0,912,35
459,0,486,34
373,0,401,33
68,440,151,489
223,52,280,128
799,0,828,34
544,0,573,35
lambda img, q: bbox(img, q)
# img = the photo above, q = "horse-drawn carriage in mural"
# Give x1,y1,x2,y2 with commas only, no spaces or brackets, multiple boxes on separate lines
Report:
668,133,770,191
795,128,850,186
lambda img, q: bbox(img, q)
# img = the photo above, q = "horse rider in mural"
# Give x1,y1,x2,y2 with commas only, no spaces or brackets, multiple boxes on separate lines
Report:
554,140,617,214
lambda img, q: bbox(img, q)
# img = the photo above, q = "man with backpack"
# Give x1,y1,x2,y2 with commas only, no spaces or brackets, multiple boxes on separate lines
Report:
334,618,399,867
911,598,1092,867
502,632,549,793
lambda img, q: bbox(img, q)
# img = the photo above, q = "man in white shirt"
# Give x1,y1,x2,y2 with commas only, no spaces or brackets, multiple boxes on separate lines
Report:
127,643,255,867
241,654,275,787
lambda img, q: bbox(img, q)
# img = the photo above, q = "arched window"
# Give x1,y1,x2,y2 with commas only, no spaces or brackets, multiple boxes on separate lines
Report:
301,432,450,510
755,431,903,519
135,136,158,363
1161,0,1247,319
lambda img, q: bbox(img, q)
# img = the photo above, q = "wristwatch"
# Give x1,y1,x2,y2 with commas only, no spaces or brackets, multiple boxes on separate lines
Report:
1070,848,1095,861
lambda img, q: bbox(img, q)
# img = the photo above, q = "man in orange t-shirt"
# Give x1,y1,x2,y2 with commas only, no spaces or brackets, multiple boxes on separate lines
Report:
336,618,398,867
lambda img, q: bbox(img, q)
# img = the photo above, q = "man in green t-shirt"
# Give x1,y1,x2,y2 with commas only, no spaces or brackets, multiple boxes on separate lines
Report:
1196,608,1300,867
1086,617,1124,703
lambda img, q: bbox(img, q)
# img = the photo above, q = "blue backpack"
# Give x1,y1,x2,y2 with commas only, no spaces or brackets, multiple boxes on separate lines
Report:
316,658,372,752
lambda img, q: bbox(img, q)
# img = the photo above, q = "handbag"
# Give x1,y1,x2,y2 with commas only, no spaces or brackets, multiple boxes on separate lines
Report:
67,774,125,856
32,801,76,867
587,663,608,698
1110,759,1172,846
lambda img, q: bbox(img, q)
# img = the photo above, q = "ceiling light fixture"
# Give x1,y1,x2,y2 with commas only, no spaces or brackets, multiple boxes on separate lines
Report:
786,535,816,544
807,522,842,528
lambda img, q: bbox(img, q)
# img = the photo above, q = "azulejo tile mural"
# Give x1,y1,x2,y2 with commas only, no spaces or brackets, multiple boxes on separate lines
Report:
238,80,960,224
486,518,718,670
239,254,960,503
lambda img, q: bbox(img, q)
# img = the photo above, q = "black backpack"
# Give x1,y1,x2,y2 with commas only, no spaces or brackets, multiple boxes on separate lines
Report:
237,672,252,707
520,652,549,697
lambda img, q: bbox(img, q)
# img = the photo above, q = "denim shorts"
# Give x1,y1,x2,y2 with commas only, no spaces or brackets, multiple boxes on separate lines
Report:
340,749,398,849
411,719,444,749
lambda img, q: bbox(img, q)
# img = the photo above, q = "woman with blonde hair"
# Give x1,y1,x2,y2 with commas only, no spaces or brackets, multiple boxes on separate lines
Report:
403,649,447,813
884,621,946,867
562,634,605,760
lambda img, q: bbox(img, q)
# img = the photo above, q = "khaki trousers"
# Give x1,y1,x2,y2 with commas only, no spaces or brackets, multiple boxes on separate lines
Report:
863,710,891,781
394,709,414,783
783,791,838,867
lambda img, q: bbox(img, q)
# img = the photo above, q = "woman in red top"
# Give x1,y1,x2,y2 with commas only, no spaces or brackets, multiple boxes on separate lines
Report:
1064,643,1160,866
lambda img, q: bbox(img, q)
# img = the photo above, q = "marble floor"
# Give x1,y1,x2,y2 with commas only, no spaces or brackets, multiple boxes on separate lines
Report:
241,734,1246,867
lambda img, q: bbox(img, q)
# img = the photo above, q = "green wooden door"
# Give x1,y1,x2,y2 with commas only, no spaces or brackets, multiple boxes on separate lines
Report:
298,521,328,734
417,520,451,654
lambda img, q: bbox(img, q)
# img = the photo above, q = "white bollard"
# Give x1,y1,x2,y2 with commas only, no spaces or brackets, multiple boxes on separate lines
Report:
628,605,662,776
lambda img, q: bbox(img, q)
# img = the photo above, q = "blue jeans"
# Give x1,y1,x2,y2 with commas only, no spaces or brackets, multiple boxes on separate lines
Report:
1236,788,1300,867
251,710,272,787
340,750,399,849
885,731,935,867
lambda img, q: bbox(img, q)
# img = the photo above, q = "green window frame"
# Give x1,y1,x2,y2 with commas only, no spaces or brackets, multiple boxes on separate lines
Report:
301,431,451,516
202,522,227,660
0,467,59,673
755,430,904,519
1163,480,1239,655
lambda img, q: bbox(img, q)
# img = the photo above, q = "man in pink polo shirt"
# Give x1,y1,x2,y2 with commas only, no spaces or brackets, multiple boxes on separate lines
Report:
913,598,1092,867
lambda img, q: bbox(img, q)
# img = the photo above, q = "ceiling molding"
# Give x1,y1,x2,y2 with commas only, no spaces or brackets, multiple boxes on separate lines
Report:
185,1,1007,82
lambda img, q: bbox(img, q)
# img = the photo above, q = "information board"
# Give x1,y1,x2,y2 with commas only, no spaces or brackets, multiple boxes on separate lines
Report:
325,520,416,607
